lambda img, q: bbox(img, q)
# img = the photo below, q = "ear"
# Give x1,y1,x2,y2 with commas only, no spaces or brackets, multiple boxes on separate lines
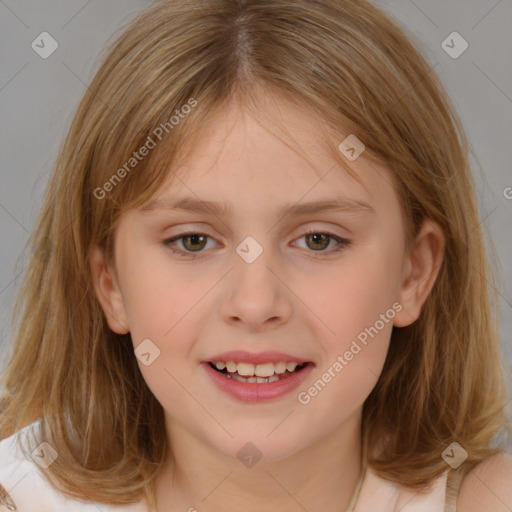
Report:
393,218,446,328
89,245,130,334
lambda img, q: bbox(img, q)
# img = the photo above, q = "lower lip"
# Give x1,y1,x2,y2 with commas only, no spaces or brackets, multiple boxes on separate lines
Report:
201,362,315,403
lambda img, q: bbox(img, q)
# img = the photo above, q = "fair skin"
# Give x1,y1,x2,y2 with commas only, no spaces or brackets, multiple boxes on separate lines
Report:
457,453,512,511
90,93,511,512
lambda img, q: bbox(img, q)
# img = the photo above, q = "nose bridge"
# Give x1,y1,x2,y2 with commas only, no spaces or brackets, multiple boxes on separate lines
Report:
232,233,279,302
221,234,292,330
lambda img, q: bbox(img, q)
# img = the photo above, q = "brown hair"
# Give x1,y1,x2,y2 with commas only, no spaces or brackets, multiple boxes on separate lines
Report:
1,0,509,508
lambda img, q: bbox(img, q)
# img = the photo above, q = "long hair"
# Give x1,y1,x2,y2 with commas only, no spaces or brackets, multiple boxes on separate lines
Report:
1,0,509,508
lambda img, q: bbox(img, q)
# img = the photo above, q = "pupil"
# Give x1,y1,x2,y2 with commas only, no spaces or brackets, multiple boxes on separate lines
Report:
308,233,328,250
185,234,205,251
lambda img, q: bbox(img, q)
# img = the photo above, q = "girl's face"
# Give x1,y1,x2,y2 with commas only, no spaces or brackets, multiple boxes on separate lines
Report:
91,94,444,463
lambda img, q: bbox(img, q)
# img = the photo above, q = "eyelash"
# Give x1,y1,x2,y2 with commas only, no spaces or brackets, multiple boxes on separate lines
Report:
163,229,351,259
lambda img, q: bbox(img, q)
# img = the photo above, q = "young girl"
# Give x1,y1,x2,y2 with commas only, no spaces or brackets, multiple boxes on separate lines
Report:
1,0,511,511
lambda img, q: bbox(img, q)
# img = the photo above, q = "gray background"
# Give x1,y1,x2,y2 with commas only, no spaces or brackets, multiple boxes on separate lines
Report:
1,1,511,428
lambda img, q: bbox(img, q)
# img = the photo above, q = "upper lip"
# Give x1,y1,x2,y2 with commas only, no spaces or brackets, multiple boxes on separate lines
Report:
204,350,313,365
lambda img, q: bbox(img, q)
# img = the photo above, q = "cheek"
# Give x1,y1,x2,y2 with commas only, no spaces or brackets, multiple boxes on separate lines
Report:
296,260,396,417
119,249,216,391
295,240,402,397
119,246,203,338
121,259,209,413
305,246,401,338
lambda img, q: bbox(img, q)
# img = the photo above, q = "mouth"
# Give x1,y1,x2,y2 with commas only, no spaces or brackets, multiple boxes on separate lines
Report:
207,360,312,384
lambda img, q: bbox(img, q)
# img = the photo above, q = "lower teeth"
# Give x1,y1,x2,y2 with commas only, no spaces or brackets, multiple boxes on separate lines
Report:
226,373,281,383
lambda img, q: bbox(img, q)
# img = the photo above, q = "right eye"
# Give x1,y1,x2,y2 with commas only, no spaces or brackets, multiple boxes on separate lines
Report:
163,232,218,258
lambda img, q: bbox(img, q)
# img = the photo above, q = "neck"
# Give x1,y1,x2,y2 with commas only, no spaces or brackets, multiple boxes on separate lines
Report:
154,409,363,512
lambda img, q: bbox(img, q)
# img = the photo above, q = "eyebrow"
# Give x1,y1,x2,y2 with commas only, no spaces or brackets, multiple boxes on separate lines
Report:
140,195,375,218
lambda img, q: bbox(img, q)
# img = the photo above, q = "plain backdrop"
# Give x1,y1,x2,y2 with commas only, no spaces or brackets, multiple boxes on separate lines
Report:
1,1,511,431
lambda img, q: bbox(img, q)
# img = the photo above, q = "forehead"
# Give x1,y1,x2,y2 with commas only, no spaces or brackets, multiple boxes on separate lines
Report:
142,92,398,218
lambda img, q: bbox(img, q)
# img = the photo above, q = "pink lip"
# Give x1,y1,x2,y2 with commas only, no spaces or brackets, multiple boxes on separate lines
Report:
203,350,312,365
202,361,315,403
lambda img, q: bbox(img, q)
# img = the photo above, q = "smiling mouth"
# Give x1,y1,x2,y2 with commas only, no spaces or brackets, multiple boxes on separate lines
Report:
207,361,310,383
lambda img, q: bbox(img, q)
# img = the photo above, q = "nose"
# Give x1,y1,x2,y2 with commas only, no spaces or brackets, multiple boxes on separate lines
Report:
220,247,293,332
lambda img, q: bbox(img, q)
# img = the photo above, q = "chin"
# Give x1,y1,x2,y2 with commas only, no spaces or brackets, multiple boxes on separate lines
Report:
215,427,308,465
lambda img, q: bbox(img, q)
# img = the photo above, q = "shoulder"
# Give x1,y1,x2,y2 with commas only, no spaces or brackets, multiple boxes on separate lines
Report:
456,452,512,512
0,420,66,511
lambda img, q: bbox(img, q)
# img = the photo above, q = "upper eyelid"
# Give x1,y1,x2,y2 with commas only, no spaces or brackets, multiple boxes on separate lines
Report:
165,228,348,242
164,222,350,239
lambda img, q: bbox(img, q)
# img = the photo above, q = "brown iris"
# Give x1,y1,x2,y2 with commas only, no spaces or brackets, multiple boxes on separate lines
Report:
305,232,330,250
181,234,208,251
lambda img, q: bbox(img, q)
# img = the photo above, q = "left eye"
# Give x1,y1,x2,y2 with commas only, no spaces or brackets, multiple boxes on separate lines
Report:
163,230,351,258
295,230,350,253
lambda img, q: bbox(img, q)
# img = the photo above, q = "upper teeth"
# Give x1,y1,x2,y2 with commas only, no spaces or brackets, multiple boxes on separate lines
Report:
214,361,301,377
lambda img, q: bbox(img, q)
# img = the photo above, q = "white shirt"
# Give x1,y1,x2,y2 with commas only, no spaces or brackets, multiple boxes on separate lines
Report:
0,420,147,511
